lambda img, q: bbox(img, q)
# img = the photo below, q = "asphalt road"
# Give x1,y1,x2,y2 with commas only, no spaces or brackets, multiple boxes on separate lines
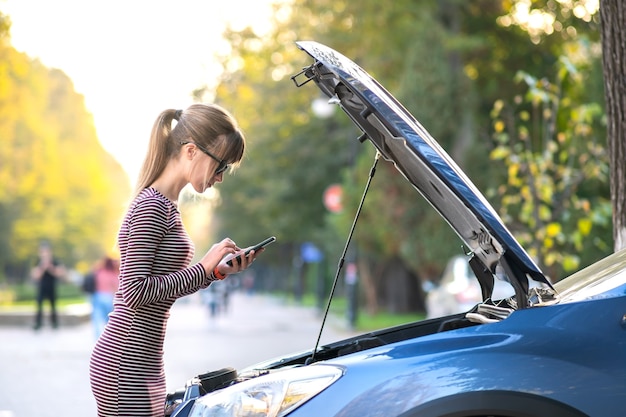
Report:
0,292,357,417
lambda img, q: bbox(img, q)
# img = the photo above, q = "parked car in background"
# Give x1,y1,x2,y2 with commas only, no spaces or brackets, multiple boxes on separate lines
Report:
426,255,516,318
163,41,625,417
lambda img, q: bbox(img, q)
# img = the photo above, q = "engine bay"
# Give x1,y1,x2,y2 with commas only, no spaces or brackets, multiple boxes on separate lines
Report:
163,285,559,417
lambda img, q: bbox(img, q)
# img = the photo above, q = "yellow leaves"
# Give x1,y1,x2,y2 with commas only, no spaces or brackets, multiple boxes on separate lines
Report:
562,255,580,272
544,251,580,270
492,99,505,117
546,222,562,237
507,164,521,186
519,110,530,121
502,194,521,206
0,43,130,265
538,180,554,202
519,185,531,200
487,57,611,278
518,125,529,140
577,218,592,236
538,204,552,221
544,251,557,266
490,145,510,160
463,63,479,80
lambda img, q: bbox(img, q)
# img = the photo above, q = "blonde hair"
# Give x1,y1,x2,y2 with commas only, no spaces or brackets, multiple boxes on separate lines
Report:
134,104,245,198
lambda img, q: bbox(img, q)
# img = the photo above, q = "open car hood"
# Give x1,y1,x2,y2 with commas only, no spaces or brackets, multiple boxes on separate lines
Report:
293,41,553,308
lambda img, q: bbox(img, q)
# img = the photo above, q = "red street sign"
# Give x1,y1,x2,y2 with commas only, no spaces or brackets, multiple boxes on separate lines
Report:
323,184,343,213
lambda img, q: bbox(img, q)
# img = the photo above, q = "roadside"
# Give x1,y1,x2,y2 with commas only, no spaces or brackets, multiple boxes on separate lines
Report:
0,291,358,417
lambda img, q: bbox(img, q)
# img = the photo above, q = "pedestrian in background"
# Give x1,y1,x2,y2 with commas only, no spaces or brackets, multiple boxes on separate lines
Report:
201,281,221,320
89,104,265,417
90,256,120,339
200,279,230,322
31,241,65,330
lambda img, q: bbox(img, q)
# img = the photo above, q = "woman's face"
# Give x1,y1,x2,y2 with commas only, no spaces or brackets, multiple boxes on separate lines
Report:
187,149,225,193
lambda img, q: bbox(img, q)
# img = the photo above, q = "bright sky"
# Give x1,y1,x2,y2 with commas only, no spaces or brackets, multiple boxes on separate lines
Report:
1,0,277,185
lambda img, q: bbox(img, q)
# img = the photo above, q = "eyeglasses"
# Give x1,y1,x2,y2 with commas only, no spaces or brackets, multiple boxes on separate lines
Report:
180,141,230,175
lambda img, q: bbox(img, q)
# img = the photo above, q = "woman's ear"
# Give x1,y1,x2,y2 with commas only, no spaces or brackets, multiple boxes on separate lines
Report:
183,142,196,160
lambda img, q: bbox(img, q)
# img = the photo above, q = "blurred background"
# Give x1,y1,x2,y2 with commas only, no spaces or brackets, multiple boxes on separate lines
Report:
0,0,612,330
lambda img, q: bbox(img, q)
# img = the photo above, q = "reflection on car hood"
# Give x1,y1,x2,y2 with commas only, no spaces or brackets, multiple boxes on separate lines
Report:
293,41,553,303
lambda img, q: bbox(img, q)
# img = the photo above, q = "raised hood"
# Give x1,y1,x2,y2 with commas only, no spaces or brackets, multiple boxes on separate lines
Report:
292,41,553,308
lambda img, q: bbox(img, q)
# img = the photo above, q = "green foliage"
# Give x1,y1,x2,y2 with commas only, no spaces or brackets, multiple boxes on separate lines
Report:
211,0,468,274
207,0,607,312
488,57,611,278
0,25,130,281
8,281,85,303
355,311,426,332
275,291,424,331
333,147,461,273
0,11,10,42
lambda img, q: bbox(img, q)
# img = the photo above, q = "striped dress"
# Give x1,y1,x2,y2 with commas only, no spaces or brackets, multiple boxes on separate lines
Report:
89,187,214,417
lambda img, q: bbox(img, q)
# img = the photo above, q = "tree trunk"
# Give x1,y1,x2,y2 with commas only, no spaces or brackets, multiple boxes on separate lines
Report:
357,257,379,315
381,257,425,314
600,0,626,251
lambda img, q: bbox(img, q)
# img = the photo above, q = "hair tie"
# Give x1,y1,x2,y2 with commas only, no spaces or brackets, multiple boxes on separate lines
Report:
174,109,183,120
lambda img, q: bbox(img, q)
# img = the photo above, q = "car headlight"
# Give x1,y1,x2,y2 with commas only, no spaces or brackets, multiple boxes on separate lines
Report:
188,364,343,417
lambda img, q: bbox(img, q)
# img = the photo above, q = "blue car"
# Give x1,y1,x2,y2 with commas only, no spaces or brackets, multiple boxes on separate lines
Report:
165,41,626,417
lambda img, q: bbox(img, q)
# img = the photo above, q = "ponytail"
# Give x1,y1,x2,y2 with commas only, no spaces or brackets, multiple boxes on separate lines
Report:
133,109,180,198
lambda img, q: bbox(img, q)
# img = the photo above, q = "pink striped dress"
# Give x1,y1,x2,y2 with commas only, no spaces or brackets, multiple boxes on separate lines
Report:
89,187,214,417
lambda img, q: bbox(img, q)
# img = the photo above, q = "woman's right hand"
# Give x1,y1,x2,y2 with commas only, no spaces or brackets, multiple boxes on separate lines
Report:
199,238,240,276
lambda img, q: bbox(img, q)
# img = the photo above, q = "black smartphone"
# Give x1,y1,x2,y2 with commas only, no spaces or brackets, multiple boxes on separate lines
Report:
226,236,276,266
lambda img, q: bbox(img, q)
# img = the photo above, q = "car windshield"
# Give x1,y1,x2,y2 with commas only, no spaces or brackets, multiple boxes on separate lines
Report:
553,248,626,302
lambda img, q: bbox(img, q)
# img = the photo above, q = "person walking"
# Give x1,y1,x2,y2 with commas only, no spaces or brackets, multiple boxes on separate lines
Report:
89,104,264,417
31,241,65,330
90,256,120,339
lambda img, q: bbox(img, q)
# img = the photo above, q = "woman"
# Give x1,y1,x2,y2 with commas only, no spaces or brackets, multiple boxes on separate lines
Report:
90,256,120,339
89,104,258,417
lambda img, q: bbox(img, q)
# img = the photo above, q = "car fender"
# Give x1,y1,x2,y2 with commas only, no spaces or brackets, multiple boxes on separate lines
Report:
398,390,588,417
318,313,624,417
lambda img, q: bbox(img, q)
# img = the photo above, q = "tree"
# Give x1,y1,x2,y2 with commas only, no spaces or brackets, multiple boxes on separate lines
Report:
489,59,611,279
600,0,626,252
211,0,462,314
0,12,130,280
207,0,609,315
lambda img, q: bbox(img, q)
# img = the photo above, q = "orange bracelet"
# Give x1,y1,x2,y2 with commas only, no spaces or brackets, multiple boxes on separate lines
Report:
213,266,227,280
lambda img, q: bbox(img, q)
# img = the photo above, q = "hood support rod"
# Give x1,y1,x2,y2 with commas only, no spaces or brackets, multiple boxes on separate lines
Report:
306,149,381,365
